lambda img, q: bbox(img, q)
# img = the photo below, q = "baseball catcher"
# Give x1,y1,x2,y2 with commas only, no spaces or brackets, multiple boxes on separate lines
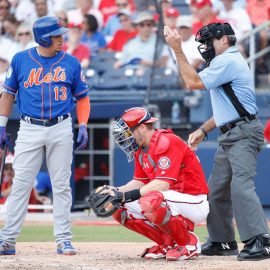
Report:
90,107,209,261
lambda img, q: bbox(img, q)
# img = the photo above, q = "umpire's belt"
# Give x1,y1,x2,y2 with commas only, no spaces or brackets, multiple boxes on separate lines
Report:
219,115,256,134
21,114,69,127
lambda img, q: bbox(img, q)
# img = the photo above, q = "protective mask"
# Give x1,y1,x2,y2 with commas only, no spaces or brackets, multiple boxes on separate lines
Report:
197,41,216,66
111,118,138,162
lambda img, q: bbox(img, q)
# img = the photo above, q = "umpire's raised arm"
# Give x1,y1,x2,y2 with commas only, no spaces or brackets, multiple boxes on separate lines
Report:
164,25,205,90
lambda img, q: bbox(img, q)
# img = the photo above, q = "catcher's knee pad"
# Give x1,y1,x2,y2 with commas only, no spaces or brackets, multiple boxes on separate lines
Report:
139,191,171,225
112,208,127,225
139,191,190,246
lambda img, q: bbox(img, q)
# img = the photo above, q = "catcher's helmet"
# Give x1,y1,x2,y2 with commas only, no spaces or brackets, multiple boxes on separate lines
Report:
121,107,158,130
111,107,158,162
33,16,68,48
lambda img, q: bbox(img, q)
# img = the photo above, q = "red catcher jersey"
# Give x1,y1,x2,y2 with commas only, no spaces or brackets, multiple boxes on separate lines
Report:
134,129,208,195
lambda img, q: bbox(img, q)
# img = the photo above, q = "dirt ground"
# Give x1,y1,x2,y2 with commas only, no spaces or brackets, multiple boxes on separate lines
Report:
0,242,269,270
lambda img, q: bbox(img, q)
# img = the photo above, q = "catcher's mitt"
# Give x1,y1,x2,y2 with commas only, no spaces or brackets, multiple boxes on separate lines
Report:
88,186,124,218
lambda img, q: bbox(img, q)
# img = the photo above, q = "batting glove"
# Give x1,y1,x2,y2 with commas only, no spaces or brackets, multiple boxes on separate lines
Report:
0,126,10,149
76,124,88,150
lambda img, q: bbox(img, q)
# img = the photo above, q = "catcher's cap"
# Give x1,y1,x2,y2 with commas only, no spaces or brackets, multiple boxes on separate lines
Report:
121,107,158,130
33,16,69,48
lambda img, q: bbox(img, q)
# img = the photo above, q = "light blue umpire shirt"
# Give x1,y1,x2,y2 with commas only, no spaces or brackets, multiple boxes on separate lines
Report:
198,46,258,127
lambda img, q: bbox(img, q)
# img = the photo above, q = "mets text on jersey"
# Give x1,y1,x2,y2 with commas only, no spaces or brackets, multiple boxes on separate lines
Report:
23,67,66,88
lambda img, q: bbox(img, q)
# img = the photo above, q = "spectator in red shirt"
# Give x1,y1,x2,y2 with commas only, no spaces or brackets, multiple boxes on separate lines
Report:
190,0,224,35
103,0,136,38
99,0,136,26
98,0,118,25
63,22,91,68
107,10,137,52
264,119,270,143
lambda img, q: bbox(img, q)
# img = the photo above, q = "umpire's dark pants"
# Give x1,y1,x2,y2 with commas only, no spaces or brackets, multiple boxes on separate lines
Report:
207,119,269,242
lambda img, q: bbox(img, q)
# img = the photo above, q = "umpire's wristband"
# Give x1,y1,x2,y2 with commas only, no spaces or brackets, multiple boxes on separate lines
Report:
200,127,208,141
124,189,141,203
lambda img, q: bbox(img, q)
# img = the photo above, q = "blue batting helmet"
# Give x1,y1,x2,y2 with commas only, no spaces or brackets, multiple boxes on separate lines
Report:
33,16,68,48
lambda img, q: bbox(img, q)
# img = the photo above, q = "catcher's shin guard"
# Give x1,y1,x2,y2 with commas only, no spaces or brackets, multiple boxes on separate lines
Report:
112,208,173,246
139,191,192,246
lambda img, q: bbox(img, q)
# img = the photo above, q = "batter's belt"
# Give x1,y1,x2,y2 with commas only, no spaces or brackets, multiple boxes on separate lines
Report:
21,114,69,127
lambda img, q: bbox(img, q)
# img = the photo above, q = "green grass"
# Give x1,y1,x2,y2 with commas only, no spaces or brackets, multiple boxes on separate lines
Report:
15,224,240,243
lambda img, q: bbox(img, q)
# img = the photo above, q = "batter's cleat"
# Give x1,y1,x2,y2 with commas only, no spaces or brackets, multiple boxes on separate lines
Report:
201,239,238,256
141,244,171,260
166,231,201,261
0,241,16,255
57,241,76,255
237,234,270,261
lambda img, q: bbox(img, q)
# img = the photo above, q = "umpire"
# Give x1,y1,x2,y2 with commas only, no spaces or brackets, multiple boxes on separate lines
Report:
164,22,270,261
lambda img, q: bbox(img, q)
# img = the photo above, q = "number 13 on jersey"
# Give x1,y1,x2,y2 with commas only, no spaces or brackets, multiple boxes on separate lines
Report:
54,86,67,101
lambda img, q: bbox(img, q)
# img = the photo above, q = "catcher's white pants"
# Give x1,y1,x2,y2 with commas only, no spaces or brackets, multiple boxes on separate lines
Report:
125,190,209,225
0,118,73,244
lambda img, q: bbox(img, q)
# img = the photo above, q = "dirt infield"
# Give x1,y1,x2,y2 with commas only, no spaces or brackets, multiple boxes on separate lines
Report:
0,242,269,270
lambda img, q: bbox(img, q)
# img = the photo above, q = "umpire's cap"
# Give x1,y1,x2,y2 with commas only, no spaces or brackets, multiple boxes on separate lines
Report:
196,22,235,43
33,16,69,48
121,107,158,130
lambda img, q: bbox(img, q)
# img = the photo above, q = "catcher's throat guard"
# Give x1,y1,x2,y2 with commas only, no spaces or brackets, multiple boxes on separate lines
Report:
111,118,138,162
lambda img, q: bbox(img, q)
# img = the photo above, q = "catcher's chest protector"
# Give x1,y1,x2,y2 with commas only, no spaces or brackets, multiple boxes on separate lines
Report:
137,129,172,180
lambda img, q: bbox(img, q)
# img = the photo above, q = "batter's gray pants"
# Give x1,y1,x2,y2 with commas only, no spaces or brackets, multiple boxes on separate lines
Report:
207,119,269,242
0,118,73,244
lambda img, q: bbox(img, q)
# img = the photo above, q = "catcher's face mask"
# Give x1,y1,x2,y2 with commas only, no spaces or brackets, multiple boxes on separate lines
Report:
111,118,139,162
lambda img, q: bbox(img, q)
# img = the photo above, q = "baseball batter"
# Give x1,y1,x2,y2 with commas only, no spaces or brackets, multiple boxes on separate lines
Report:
104,107,209,260
0,16,91,255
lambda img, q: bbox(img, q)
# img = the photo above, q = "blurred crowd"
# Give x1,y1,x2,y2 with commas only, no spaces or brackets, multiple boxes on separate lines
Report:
0,0,270,87
0,150,52,213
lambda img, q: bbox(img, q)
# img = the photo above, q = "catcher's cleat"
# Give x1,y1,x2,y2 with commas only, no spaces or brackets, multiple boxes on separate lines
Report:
0,241,16,255
166,231,201,261
141,244,171,260
237,234,270,261
57,241,76,255
201,239,238,256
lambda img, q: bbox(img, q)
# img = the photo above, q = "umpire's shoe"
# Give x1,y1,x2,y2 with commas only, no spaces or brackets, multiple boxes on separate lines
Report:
237,234,270,261
201,240,238,256
0,241,16,255
57,241,76,255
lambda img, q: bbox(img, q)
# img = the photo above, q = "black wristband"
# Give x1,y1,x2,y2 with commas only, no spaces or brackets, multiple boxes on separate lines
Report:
200,127,208,141
124,189,141,203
